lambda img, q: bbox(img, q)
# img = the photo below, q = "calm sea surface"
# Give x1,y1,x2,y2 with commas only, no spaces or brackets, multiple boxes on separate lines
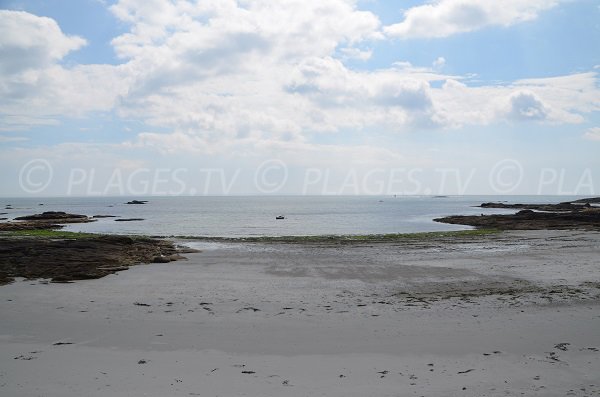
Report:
0,195,584,237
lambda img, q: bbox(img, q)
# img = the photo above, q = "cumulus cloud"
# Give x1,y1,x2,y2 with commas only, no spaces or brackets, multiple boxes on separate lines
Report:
282,57,442,129
506,91,548,121
0,10,127,130
1,2,599,151
513,73,600,119
0,10,86,74
431,73,600,128
583,127,600,141
384,0,560,39
339,47,373,61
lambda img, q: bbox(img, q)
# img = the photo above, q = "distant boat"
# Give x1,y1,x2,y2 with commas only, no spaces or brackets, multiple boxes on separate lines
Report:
276,215,285,220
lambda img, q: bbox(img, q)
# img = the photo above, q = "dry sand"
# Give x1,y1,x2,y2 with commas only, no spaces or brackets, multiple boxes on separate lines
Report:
1,230,599,396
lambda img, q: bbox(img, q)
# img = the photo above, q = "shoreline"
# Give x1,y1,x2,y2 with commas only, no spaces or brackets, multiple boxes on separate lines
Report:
2,201,600,395
0,233,197,285
0,229,500,285
1,196,599,285
435,198,600,230
1,228,599,396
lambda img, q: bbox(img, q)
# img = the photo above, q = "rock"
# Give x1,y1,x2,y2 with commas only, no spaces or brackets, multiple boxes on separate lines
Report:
0,235,185,284
125,200,148,205
168,254,187,261
479,202,582,212
435,202,600,230
14,212,92,224
177,246,202,254
571,197,600,204
152,256,171,263
0,221,64,231
15,211,86,220
92,215,118,218
114,218,145,222
97,266,129,272
2,212,95,231
516,209,535,215
0,271,12,285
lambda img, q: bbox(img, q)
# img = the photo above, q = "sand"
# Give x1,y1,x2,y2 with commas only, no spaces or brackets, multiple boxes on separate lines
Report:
1,230,599,396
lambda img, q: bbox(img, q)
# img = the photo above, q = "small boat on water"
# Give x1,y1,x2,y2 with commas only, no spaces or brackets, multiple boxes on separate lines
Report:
275,215,285,220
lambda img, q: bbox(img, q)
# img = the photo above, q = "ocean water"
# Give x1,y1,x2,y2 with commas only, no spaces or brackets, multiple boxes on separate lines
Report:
0,195,585,237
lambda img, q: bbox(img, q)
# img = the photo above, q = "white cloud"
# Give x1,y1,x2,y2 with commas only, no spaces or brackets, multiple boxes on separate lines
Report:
583,127,600,141
108,0,387,145
432,73,600,128
384,0,560,39
432,57,446,69
339,47,373,61
0,11,127,130
506,91,548,121
0,135,28,143
0,10,86,74
1,3,599,150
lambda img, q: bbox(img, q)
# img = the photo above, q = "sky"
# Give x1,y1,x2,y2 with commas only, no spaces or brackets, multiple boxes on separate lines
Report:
0,0,599,196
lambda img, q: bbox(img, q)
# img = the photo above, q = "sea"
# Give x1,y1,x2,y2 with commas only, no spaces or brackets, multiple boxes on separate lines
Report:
0,195,586,237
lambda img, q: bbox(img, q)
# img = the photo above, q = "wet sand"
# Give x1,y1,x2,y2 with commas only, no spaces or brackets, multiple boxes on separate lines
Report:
1,230,599,396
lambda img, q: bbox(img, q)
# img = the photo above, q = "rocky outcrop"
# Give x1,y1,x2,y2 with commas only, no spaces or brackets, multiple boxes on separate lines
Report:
1,212,95,231
479,202,588,212
435,208,600,230
479,197,600,212
14,212,93,223
571,197,600,204
125,200,148,205
0,235,196,284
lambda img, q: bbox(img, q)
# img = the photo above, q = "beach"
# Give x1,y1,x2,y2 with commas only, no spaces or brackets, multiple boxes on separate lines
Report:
1,229,599,396
3,1,599,395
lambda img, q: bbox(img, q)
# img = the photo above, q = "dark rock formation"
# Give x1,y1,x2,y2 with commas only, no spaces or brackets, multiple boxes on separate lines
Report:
125,200,148,205
0,235,194,284
571,197,600,204
1,212,95,231
435,207,600,230
0,221,65,231
15,212,92,223
479,202,582,212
